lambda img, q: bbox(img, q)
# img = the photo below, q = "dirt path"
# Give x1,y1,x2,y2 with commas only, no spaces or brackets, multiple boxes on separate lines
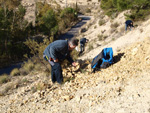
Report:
59,15,92,40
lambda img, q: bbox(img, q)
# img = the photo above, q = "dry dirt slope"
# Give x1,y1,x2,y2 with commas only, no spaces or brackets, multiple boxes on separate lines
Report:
0,37,150,112
0,1,150,112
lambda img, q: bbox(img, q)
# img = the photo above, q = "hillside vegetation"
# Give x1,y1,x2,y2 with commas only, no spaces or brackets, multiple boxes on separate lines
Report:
101,0,150,20
0,0,150,112
0,0,78,68
0,37,149,112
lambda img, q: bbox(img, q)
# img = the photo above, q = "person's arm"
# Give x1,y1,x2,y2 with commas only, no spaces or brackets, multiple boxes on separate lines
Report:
66,53,74,64
66,52,78,66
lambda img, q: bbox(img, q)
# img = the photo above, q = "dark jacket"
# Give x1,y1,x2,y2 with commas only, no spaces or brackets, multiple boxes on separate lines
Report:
80,38,87,45
43,40,73,63
125,20,134,27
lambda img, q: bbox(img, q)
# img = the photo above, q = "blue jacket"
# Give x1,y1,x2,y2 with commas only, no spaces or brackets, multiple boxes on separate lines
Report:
125,20,134,27
80,38,87,45
43,40,74,63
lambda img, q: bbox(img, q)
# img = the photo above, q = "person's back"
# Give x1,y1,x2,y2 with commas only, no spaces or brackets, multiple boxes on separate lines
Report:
80,38,87,44
125,20,132,24
43,40,69,61
125,20,134,31
125,20,133,26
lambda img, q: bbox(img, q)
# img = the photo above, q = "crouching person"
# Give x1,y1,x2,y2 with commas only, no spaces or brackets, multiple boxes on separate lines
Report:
80,38,89,54
43,38,79,84
125,20,134,31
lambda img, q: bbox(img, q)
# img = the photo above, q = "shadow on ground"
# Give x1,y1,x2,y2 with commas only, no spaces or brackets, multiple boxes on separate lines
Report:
113,53,125,64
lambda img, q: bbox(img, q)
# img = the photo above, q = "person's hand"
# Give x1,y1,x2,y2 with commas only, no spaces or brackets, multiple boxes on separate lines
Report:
54,59,58,62
72,62,77,67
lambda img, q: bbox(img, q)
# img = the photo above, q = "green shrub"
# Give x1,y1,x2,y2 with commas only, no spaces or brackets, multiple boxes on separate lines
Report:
103,35,108,40
97,34,104,41
100,0,115,10
94,25,97,29
112,38,115,41
125,9,150,21
10,68,20,76
99,19,105,26
0,74,9,84
101,0,150,20
60,7,78,25
105,9,118,17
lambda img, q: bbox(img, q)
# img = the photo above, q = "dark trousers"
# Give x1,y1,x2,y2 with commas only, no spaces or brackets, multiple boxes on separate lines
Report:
125,24,132,31
43,55,63,84
51,62,63,84
80,43,85,53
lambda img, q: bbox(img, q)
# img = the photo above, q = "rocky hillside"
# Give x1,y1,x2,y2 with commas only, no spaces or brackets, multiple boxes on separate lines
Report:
21,0,100,24
77,10,150,60
0,1,150,113
0,36,150,112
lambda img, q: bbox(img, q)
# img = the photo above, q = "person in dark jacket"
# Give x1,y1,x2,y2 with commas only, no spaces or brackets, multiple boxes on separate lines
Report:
43,38,79,84
125,20,134,31
79,38,89,54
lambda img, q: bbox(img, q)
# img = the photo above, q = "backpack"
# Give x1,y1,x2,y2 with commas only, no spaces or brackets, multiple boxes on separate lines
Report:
91,47,113,72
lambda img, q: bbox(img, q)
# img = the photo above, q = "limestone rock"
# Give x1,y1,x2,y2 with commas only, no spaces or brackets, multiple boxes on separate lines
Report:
62,95,74,101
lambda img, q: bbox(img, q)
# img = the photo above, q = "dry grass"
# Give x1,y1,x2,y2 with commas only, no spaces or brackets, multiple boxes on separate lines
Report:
97,34,103,41
111,22,119,28
10,68,20,76
34,63,43,71
0,84,12,96
31,82,47,93
22,60,35,73
0,79,22,96
88,43,94,51
99,19,105,26
140,28,143,33
86,8,91,13
19,68,28,76
0,74,10,84
98,34,108,41
22,78,29,84
110,28,116,33
119,26,125,32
